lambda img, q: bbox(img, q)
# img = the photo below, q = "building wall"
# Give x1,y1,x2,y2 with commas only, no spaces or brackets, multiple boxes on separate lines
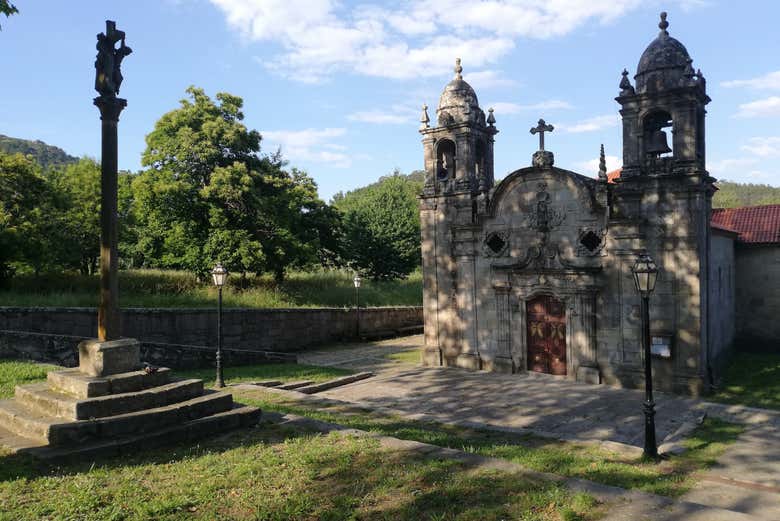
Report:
735,245,780,346
708,232,736,371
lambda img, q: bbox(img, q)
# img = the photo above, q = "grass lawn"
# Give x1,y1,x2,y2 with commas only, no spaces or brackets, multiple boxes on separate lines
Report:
0,360,352,399
0,268,422,309
238,389,744,498
710,351,780,411
0,421,602,521
383,348,422,365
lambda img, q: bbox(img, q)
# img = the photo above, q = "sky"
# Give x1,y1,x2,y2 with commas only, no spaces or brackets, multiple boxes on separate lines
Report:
1,0,779,202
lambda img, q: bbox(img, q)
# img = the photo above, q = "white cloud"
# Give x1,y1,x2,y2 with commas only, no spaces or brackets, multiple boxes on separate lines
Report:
208,0,684,82
722,70,780,90
490,100,572,115
557,114,620,133
347,110,412,125
708,158,758,176
575,155,622,176
734,97,780,118
741,137,780,158
261,127,351,167
463,70,518,90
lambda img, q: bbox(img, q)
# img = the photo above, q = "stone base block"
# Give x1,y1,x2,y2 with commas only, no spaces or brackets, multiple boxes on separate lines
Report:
455,353,481,371
78,338,141,377
576,366,601,385
488,356,516,374
421,347,442,367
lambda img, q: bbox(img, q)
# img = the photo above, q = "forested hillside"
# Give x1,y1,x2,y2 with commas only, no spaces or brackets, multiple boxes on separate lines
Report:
0,134,78,169
713,181,780,208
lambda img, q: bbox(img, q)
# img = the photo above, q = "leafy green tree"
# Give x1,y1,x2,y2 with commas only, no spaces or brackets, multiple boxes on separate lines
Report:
134,86,331,280
0,152,60,280
333,171,422,280
713,180,780,208
0,1,17,30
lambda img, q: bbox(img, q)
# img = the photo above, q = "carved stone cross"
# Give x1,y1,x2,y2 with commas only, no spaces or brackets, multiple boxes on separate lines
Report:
530,119,554,151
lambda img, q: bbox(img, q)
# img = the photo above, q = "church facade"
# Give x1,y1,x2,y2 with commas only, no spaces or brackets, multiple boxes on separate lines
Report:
418,13,731,395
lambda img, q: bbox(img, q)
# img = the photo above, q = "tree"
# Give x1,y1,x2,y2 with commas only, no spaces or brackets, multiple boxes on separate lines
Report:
0,152,60,280
333,171,422,279
48,158,101,274
134,86,331,280
0,1,17,30
713,180,780,208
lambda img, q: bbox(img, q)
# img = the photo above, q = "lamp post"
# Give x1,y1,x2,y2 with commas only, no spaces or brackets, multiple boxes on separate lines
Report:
353,274,362,339
211,263,228,388
632,253,659,460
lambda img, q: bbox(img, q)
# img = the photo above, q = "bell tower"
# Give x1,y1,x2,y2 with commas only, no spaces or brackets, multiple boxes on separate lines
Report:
420,59,498,196
616,12,710,179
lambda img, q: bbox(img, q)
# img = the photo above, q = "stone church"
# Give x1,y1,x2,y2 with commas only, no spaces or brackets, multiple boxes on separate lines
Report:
418,13,736,395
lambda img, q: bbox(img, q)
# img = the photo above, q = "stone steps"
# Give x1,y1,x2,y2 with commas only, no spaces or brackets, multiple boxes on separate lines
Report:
47,367,173,398
0,389,237,446
3,404,261,461
15,378,204,420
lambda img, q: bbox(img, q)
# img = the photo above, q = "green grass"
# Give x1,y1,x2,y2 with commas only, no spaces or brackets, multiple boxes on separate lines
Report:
237,389,744,498
710,351,780,410
384,348,422,365
0,360,351,399
0,360,61,399
0,423,602,520
0,268,422,309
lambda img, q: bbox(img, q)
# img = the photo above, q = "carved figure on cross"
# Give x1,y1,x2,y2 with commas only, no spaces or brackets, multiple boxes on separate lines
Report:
530,119,554,151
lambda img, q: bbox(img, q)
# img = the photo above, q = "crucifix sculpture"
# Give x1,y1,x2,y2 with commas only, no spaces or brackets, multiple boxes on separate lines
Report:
530,119,554,151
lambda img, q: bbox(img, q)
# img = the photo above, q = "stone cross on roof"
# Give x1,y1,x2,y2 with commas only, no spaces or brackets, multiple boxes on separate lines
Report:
530,119,554,151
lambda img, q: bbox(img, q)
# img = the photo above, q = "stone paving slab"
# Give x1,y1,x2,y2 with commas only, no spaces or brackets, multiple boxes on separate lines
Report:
315,363,702,447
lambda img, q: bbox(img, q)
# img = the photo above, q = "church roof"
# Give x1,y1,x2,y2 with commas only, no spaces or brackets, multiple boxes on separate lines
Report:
712,206,780,245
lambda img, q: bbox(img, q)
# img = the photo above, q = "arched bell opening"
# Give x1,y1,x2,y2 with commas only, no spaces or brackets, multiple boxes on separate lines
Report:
642,110,674,159
435,139,456,181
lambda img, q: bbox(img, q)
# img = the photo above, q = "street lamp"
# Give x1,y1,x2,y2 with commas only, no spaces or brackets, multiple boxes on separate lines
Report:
211,263,228,388
632,252,659,460
353,274,362,339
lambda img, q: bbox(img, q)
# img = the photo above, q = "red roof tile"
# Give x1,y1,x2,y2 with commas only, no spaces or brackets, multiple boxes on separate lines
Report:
711,206,780,244
607,168,622,183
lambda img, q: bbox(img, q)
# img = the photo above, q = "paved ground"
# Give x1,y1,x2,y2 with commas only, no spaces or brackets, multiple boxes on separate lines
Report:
300,335,704,448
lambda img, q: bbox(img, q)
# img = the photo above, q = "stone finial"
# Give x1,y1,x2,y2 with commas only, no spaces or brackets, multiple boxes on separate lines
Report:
487,107,496,127
598,144,607,181
659,11,669,35
530,118,554,151
420,103,430,130
454,58,463,80
684,58,695,79
619,69,635,95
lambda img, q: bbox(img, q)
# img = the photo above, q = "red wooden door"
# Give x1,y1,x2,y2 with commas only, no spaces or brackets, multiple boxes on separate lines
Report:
526,295,567,375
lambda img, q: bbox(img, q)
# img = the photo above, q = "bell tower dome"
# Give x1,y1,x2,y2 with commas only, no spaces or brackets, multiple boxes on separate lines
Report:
616,12,710,179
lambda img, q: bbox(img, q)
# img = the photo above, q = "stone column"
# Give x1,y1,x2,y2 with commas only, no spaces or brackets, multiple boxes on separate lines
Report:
575,292,600,384
94,95,126,342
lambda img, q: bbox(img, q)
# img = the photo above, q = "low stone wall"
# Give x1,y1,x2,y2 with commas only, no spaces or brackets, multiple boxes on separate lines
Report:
0,306,422,368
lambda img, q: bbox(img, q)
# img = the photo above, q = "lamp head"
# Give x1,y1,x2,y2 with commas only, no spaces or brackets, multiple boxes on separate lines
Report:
632,253,658,297
353,274,362,288
211,263,228,288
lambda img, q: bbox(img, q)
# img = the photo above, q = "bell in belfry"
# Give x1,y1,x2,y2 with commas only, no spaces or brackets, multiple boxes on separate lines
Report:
646,129,672,157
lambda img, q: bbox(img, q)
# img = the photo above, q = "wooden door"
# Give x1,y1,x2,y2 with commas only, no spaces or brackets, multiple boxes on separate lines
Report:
526,295,567,375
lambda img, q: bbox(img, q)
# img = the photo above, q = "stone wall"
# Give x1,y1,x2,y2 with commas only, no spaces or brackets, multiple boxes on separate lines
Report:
708,232,736,369
0,306,423,368
735,245,780,347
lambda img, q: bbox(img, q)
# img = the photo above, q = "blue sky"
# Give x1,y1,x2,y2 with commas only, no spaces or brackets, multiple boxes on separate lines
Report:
1,1,778,201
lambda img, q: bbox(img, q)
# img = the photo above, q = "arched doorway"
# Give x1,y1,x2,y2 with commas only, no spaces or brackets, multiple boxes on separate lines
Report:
526,295,567,375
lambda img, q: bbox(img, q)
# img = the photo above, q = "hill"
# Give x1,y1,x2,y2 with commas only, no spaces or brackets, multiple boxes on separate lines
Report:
713,180,780,208
0,134,79,169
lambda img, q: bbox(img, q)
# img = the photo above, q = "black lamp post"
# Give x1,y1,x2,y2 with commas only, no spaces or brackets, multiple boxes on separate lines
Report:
211,263,228,388
353,274,362,339
632,252,659,460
